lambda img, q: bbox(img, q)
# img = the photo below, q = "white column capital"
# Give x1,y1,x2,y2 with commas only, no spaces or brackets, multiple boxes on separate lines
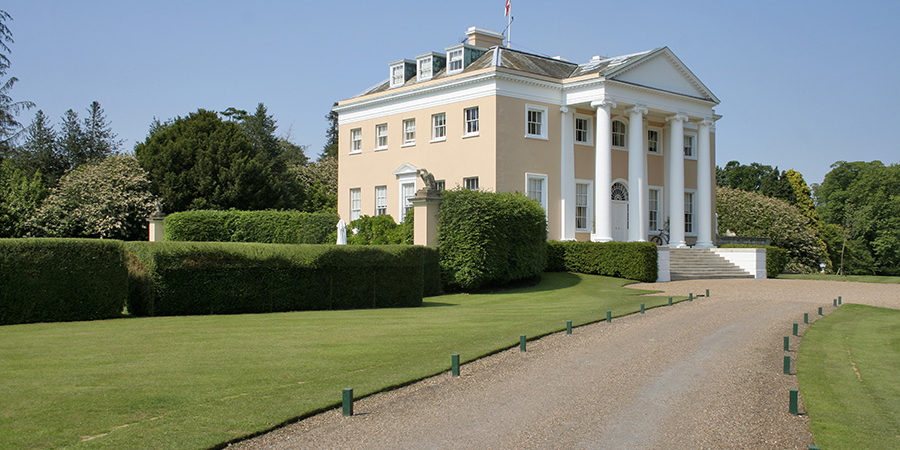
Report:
699,117,715,128
627,105,648,117
666,113,689,124
560,106,570,114
590,100,616,111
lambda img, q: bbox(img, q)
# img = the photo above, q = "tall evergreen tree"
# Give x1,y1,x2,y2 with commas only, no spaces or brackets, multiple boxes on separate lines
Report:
20,110,66,185
81,101,121,161
320,102,338,161
0,10,34,150
58,109,85,169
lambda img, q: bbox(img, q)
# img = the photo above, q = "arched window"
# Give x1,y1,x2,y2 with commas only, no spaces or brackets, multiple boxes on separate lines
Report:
612,120,626,147
611,182,628,201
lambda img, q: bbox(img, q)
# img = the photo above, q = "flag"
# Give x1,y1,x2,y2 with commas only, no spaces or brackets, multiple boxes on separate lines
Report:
505,0,510,16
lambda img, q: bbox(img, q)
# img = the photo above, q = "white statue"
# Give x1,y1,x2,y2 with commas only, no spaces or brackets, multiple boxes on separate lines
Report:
336,219,347,245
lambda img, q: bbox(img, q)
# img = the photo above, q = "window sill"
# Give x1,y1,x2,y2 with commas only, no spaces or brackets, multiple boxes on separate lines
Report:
525,134,549,141
612,146,627,151
684,155,698,160
374,147,388,152
575,228,591,233
430,137,447,143
348,150,362,155
401,143,416,148
575,141,593,147
648,151,663,156
462,132,480,139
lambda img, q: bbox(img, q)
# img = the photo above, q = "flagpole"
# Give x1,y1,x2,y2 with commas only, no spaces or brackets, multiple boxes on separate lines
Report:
507,2,511,48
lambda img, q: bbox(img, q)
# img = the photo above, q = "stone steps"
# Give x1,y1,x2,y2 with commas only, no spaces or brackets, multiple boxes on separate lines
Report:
668,248,753,280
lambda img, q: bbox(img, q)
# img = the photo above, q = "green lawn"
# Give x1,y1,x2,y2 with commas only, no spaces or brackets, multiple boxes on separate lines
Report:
779,273,900,284
0,272,675,449
798,304,900,449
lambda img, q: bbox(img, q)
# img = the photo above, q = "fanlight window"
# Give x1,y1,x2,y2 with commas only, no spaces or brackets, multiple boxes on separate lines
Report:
611,182,628,201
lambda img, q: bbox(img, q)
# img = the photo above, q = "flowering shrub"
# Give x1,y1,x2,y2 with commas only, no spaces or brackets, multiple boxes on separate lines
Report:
716,186,826,270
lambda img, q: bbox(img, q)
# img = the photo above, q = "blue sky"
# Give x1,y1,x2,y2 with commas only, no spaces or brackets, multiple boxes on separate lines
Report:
4,1,898,185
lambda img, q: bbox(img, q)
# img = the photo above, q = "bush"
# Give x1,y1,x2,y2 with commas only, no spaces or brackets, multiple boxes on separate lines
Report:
124,241,429,316
164,210,338,244
438,189,547,291
331,214,412,245
720,244,788,278
546,241,658,282
0,238,127,325
422,246,441,297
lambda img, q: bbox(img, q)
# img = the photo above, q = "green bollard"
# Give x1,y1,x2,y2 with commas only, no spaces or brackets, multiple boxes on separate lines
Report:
520,335,527,352
689,292,693,301
606,310,612,323
784,336,790,351
640,303,645,314
451,354,460,376
838,296,842,305
668,296,673,306
818,307,823,316
783,355,791,374
789,389,799,415
793,323,799,336
809,447,821,450
804,313,809,324
566,320,572,335
833,299,837,307
706,288,710,298
342,388,353,416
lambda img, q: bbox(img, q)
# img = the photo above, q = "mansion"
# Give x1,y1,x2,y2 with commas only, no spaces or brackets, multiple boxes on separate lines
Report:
334,26,719,247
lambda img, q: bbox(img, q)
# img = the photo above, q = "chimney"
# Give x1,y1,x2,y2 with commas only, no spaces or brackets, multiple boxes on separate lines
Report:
466,26,504,48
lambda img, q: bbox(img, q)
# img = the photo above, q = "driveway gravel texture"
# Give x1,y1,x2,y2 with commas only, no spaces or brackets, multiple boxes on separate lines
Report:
231,279,900,449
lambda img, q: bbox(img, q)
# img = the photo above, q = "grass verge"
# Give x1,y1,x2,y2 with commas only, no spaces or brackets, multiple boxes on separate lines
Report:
0,272,676,449
779,273,900,284
798,304,900,448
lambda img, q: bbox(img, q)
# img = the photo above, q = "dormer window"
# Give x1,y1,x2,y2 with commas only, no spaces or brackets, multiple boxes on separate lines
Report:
418,57,433,81
390,64,405,88
447,49,463,74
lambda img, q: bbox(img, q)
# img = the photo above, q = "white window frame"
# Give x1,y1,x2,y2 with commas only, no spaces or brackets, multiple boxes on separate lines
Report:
389,63,405,88
463,107,479,137
398,179,416,222
375,123,388,150
375,185,387,216
525,104,548,140
417,56,433,82
525,173,549,222
402,119,416,146
683,131,697,160
349,188,361,221
435,180,445,191
647,126,662,154
575,179,593,232
685,189,696,236
648,186,664,233
431,113,446,142
611,118,628,149
447,48,464,74
349,128,362,154
464,176,479,190
574,114,592,145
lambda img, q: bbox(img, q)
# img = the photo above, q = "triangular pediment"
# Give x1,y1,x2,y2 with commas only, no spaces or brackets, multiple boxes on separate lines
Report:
393,162,419,176
608,48,719,103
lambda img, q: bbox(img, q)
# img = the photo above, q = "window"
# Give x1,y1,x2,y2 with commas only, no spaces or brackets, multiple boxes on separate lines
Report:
435,180,445,191
417,57,432,81
525,105,547,139
685,192,695,234
350,188,361,221
432,113,446,141
647,128,660,154
399,182,415,222
649,188,660,231
684,134,695,157
575,182,591,231
575,116,591,145
447,49,463,73
403,119,415,145
464,176,479,190
464,107,479,135
526,173,548,215
375,123,388,150
390,64,404,87
375,186,387,216
612,120,626,148
350,128,361,153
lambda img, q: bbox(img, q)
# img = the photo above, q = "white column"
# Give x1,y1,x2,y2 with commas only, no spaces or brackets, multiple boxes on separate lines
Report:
559,106,575,240
666,113,688,248
696,118,715,248
627,105,647,242
590,100,615,242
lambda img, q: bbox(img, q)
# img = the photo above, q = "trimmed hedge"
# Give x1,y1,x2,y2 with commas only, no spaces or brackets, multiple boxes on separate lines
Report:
0,238,127,325
124,241,431,316
546,240,658,282
720,244,788,278
438,190,547,291
164,210,338,244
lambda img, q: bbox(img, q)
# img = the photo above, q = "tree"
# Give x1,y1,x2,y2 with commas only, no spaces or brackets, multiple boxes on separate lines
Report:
135,109,296,212
81,100,121,162
320,102,338,161
716,160,795,203
57,109,85,169
783,169,819,228
292,154,337,212
13,110,67,185
0,159,46,237
26,155,155,240
0,10,34,150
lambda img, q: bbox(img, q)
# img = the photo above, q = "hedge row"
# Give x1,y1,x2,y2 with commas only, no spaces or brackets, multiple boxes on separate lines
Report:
546,241,658,282
164,210,339,244
720,244,788,277
0,238,127,325
438,190,547,291
125,242,435,316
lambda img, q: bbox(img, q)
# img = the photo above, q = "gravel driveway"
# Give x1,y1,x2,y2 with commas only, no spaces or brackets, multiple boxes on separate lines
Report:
232,279,900,449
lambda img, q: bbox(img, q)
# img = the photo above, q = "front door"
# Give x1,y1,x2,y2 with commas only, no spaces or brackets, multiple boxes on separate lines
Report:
611,201,627,241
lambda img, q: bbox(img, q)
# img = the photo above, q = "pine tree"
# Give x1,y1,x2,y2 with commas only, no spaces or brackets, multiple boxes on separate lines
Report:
0,10,34,150
58,109,85,170
82,101,121,161
320,102,338,161
21,110,66,185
